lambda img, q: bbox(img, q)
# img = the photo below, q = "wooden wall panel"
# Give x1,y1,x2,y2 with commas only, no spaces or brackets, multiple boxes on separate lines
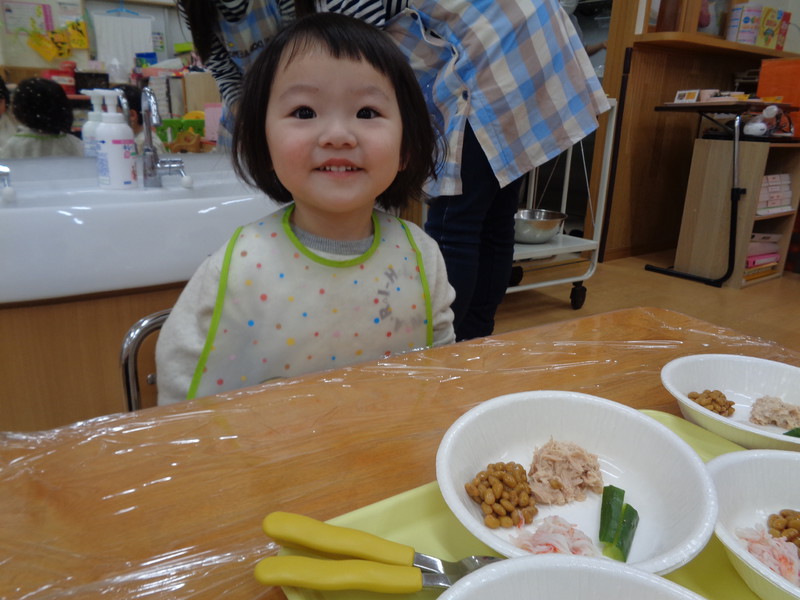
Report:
0,285,184,432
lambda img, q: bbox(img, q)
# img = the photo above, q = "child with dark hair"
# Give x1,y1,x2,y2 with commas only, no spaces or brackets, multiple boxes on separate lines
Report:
156,13,455,405
0,76,16,147
0,77,82,158
114,84,167,155
176,1,607,341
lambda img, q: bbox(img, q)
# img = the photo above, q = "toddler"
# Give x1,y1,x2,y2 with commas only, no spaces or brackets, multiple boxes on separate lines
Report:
156,13,455,405
0,77,82,158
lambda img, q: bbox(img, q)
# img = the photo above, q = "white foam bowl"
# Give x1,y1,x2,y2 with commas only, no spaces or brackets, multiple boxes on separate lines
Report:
707,450,800,600
435,391,717,575
661,354,800,451
439,554,706,600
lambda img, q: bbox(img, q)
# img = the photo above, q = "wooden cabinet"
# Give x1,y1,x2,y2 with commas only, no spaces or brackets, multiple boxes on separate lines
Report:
591,1,799,260
0,285,184,432
674,139,800,287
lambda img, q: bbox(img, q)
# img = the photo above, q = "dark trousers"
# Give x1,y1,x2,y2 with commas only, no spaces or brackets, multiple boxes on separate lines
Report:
425,124,523,341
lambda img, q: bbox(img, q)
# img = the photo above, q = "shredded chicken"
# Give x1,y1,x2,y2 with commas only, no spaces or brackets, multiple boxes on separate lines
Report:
512,515,600,556
737,524,800,586
749,396,800,430
528,438,603,505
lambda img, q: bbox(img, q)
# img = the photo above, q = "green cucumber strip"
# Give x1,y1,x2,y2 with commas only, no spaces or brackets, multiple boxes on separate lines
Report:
784,427,800,438
610,503,640,562
602,544,625,561
599,485,625,544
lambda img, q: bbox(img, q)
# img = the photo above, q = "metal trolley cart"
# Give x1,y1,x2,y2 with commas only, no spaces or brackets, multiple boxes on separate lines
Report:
507,99,617,309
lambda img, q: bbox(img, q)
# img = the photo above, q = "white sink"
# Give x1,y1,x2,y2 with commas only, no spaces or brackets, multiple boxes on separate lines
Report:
10,179,256,207
0,154,279,303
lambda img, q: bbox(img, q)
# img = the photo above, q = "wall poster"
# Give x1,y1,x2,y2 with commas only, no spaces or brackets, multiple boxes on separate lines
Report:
4,1,53,34
2,0,87,62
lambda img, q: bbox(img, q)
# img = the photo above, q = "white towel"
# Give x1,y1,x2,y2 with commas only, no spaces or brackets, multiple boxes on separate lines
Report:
94,14,153,83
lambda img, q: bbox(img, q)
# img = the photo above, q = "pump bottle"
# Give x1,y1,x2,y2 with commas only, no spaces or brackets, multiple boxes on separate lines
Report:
80,89,105,158
96,90,137,189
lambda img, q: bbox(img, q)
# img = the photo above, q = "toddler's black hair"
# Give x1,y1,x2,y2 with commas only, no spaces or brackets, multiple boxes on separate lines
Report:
232,12,439,211
12,78,73,135
115,84,144,125
0,76,9,105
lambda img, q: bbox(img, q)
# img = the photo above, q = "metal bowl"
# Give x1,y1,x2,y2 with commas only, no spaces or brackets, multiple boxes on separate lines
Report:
514,209,567,244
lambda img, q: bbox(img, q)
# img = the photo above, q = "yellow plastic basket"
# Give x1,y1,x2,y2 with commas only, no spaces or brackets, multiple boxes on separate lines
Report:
156,119,205,143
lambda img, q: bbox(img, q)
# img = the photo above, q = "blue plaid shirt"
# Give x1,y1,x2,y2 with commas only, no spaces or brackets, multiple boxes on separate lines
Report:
194,0,608,196
385,0,610,196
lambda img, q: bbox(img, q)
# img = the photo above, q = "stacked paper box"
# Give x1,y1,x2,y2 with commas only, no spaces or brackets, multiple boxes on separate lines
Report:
748,240,780,254
745,252,781,267
743,235,782,280
746,176,791,282
757,173,793,215
742,262,780,281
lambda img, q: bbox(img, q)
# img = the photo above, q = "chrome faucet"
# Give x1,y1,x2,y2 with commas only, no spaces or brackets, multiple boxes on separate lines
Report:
141,87,188,188
116,90,130,126
0,164,15,205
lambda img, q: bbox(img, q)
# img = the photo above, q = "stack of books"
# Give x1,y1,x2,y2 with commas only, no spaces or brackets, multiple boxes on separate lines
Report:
743,232,783,282
756,173,793,216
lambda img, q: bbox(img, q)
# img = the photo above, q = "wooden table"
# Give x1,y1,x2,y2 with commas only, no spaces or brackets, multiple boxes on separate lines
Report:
3,307,799,599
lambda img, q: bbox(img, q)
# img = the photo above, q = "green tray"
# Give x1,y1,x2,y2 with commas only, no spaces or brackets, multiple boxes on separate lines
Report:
279,411,751,600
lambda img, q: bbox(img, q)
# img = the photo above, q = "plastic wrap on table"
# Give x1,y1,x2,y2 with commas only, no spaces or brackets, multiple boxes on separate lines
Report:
1,307,799,599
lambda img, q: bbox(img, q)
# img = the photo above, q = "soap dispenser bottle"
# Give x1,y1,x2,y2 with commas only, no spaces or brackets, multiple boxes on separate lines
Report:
96,89,137,189
80,89,104,158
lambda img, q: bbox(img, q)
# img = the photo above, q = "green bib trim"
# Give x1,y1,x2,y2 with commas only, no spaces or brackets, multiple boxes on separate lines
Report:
282,204,381,268
186,225,243,400
398,218,434,347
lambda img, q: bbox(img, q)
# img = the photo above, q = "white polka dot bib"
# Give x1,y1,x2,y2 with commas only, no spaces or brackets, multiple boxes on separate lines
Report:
188,206,433,399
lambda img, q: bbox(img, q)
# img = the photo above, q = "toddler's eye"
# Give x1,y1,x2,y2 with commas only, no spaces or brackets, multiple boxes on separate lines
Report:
292,106,315,119
357,107,379,119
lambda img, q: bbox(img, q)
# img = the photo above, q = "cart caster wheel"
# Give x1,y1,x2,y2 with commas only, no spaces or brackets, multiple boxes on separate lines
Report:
570,284,586,310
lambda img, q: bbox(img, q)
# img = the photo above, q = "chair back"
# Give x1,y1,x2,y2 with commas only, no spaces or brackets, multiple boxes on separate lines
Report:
120,309,171,411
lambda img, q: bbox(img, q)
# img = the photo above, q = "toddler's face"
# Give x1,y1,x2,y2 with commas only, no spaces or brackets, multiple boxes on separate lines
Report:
265,47,404,237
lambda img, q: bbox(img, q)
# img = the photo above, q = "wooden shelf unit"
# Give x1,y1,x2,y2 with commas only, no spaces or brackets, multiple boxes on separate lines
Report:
673,139,800,288
633,32,797,59
590,1,800,261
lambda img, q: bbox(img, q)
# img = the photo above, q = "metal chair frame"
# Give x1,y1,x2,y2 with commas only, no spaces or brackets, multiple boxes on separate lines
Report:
120,309,171,412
